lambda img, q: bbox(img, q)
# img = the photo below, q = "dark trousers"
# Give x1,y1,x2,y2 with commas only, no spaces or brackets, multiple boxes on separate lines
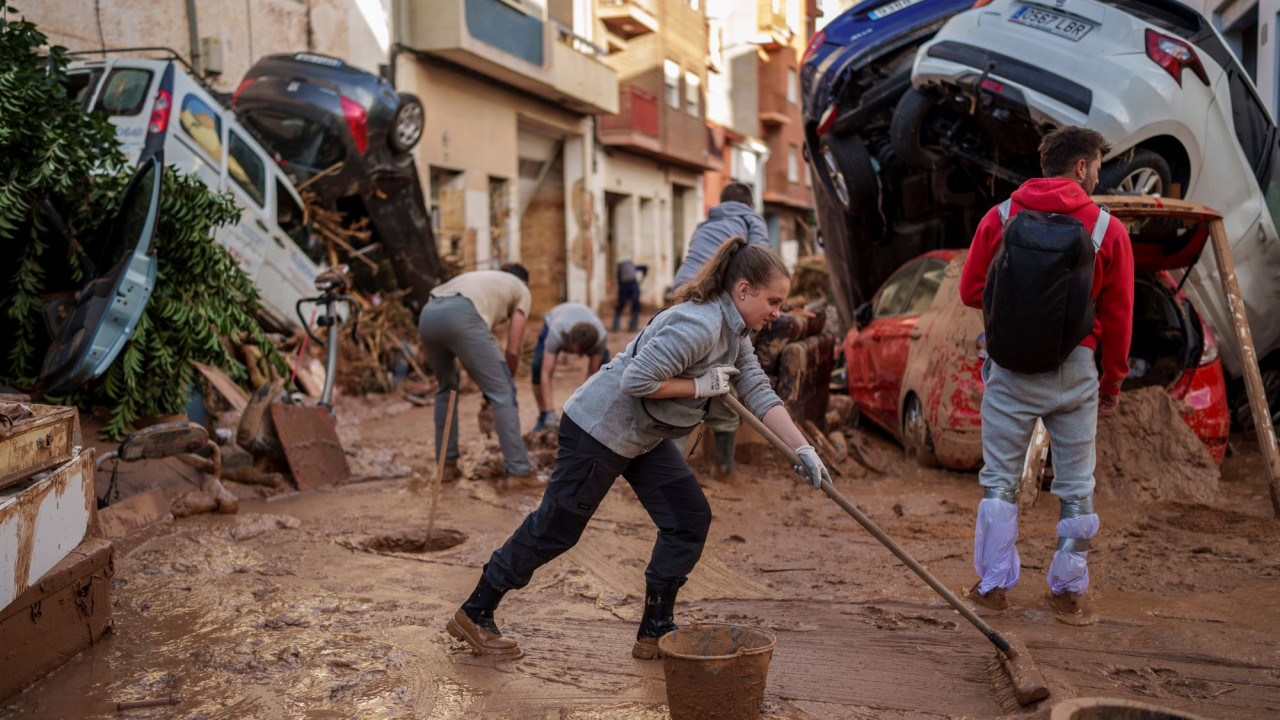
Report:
613,281,641,331
483,414,712,593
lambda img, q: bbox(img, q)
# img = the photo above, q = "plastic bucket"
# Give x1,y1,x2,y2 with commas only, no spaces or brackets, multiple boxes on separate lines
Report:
658,622,777,720
1050,697,1212,720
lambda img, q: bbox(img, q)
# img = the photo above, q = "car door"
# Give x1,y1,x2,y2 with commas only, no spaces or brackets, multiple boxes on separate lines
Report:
848,258,925,432
91,63,158,164
873,258,948,432
40,158,163,394
265,174,324,329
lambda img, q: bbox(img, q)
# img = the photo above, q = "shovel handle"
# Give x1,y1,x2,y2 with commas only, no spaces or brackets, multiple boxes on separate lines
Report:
721,395,1011,655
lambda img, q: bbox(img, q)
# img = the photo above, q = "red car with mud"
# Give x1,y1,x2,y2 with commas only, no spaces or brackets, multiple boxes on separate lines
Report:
842,196,1230,469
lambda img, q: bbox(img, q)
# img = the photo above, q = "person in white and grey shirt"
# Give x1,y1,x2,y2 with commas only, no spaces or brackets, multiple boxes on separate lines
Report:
532,302,609,431
445,238,831,662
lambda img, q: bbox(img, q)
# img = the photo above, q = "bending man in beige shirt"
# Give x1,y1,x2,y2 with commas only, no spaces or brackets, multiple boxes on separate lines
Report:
418,264,535,487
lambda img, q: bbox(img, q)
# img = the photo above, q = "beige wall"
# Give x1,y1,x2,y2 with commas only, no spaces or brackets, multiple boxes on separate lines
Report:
601,151,704,304
397,56,602,308
26,0,392,91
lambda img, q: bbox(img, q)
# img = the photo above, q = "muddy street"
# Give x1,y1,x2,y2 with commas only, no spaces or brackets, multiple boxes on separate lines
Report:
6,329,1280,719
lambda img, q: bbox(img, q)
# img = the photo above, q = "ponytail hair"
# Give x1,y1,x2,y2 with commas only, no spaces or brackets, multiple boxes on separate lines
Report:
675,237,789,304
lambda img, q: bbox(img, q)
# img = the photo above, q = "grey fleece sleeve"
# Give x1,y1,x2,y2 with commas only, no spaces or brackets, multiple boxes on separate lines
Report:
746,213,770,247
619,313,714,397
733,334,784,418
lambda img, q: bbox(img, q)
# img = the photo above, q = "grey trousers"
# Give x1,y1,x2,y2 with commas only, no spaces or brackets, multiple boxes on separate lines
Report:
975,345,1101,594
419,295,531,475
979,345,1099,501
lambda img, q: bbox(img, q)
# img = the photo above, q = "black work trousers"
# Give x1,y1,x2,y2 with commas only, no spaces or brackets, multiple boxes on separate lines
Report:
483,414,712,593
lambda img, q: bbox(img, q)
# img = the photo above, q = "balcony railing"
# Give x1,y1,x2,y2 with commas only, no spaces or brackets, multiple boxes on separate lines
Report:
600,85,659,136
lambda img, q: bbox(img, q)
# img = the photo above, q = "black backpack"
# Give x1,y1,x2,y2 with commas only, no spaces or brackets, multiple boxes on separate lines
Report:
981,199,1110,374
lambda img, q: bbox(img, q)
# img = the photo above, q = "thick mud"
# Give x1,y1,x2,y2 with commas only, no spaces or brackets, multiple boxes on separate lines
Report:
5,327,1279,718
1094,387,1220,504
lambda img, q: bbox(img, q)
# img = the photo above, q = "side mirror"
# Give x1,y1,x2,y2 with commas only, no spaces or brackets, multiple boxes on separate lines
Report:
855,302,873,329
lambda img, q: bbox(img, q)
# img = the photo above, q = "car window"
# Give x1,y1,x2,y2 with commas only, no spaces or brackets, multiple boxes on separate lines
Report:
1227,68,1273,177
178,94,223,165
228,131,266,207
1261,132,1280,224
242,110,345,171
63,70,102,109
93,68,153,116
873,262,922,319
276,179,324,262
902,259,947,315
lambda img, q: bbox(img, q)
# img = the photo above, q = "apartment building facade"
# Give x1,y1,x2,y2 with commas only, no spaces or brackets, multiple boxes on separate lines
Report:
704,0,817,267
595,0,721,306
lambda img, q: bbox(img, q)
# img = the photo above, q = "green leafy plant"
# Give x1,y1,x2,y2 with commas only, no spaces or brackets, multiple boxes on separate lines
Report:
1,8,288,439
78,168,289,439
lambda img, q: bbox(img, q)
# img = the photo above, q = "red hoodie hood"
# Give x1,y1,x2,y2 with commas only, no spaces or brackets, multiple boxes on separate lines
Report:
1010,177,1093,214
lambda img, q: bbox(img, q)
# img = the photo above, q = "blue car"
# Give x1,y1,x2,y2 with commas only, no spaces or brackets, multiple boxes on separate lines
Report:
801,0,981,325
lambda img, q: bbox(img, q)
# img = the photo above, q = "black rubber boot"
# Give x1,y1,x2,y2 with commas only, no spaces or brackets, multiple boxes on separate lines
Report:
447,569,522,657
713,430,737,477
632,584,680,659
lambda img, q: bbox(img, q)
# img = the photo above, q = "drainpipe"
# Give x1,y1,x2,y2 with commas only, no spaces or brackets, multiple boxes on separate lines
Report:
186,0,202,75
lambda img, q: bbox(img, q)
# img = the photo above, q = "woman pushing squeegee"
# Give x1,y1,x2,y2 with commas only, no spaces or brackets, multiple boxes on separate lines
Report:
444,238,833,661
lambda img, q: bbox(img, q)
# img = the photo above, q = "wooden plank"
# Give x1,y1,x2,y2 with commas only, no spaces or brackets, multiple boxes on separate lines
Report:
1208,219,1280,516
191,361,250,414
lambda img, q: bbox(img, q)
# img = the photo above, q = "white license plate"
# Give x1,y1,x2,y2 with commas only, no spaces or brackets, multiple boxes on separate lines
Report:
1009,5,1097,41
869,0,925,20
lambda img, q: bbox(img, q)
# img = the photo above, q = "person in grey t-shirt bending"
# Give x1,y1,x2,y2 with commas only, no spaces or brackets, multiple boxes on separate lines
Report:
532,302,609,431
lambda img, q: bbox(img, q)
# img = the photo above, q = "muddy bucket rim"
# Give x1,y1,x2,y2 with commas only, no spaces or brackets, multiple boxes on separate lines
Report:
657,621,777,661
1049,697,1212,720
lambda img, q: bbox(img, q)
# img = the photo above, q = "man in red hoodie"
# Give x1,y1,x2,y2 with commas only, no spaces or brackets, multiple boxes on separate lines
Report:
958,126,1134,620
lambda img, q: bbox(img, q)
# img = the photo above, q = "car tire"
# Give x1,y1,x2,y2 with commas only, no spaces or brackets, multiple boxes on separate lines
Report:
890,87,947,171
902,394,938,468
1098,149,1172,196
389,93,425,153
816,134,877,214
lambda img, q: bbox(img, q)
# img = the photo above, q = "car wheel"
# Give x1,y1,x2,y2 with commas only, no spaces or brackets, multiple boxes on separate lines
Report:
902,394,938,468
816,134,877,214
1098,149,1171,196
389,93,425,153
890,87,947,171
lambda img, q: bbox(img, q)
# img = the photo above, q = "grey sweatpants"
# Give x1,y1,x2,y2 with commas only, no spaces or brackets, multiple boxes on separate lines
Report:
975,345,1100,594
419,295,531,475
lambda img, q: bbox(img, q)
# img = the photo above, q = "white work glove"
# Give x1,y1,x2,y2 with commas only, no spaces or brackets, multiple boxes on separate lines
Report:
693,365,739,398
793,445,831,489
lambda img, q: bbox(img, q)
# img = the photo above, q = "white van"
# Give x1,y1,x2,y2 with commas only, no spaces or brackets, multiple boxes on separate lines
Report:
65,55,325,331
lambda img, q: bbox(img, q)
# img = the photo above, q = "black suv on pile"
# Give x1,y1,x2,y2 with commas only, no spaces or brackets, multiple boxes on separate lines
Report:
234,52,441,308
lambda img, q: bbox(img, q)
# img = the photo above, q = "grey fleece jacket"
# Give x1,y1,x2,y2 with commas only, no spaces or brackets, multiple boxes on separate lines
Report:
672,201,770,289
563,292,783,457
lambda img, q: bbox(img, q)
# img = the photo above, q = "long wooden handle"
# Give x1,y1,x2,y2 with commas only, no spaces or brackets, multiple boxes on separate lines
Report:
427,390,458,542
722,394,1011,654
1209,220,1280,517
